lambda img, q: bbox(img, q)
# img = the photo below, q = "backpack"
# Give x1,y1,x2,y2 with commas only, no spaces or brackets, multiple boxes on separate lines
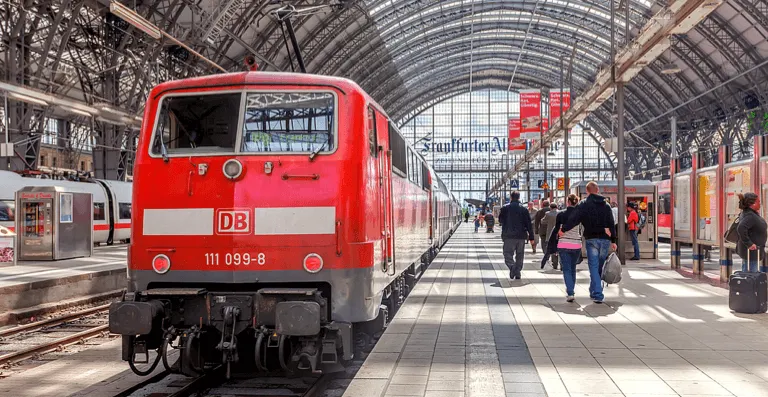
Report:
724,214,741,244
637,213,647,230
601,253,622,284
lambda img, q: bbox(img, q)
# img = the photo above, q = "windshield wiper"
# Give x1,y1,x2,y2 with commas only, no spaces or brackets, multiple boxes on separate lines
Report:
160,141,169,163
308,139,328,161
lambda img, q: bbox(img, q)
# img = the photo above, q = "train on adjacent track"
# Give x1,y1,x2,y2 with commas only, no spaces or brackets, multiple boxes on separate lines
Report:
0,170,132,244
108,72,462,378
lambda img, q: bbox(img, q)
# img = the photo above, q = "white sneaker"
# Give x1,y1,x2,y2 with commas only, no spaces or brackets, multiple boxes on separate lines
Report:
566,295,575,303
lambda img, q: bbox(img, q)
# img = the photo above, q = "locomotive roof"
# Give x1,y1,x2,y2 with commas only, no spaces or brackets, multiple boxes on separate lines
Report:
148,72,389,119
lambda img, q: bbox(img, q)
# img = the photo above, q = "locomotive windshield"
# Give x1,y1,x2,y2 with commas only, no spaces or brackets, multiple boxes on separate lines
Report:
241,92,335,153
150,91,336,157
151,92,242,156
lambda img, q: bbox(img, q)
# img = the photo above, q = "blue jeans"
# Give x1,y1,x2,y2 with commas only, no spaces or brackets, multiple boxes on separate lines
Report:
558,248,580,296
585,239,610,301
742,258,759,272
630,230,640,259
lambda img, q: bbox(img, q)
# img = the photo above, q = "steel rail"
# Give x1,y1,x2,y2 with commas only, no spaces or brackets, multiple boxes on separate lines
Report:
0,324,109,365
0,303,111,338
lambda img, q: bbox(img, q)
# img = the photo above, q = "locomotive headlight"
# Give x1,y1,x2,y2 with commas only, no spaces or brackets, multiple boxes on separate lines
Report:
303,253,323,273
152,254,171,274
223,159,243,180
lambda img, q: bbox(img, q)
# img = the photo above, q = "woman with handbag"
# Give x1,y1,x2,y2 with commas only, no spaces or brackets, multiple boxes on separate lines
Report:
735,192,767,272
548,194,583,302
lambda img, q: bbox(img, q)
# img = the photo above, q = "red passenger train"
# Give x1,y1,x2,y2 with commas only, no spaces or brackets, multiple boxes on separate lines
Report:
108,72,461,377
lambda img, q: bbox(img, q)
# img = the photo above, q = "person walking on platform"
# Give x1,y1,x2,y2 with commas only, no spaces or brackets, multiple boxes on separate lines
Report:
464,210,469,223
540,202,560,269
528,202,539,253
485,212,495,233
535,201,550,258
499,191,535,280
474,215,481,233
627,203,641,260
560,181,616,304
736,193,767,272
548,194,583,302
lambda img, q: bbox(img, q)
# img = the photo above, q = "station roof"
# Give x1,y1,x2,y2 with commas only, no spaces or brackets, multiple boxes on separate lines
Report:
2,0,767,174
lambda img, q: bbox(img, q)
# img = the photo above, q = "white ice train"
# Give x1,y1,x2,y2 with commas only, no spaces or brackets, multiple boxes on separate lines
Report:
0,170,133,244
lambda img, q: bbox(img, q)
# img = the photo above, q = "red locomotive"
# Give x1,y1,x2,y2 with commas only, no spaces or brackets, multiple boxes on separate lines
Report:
108,72,461,377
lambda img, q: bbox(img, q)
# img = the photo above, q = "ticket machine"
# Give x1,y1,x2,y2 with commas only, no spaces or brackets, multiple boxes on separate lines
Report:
15,186,92,260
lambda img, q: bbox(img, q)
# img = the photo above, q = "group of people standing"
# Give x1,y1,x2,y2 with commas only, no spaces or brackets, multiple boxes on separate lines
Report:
497,181,616,303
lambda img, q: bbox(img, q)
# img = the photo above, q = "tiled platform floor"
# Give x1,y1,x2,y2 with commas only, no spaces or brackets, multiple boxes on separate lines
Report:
344,224,768,397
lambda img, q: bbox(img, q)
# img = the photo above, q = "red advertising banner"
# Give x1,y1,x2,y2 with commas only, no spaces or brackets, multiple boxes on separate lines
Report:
520,89,541,140
549,89,571,127
508,118,525,155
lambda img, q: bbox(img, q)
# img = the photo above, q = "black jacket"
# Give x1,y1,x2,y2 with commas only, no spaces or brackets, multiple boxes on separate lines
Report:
736,208,767,259
562,194,617,243
499,201,534,240
546,207,575,254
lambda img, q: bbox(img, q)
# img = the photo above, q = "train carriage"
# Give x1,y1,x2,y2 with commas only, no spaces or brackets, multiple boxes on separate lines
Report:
109,72,460,377
0,170,132,244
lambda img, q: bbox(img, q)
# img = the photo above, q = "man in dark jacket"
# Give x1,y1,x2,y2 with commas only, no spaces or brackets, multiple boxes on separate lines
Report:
560,181,617,303
498,191,535,280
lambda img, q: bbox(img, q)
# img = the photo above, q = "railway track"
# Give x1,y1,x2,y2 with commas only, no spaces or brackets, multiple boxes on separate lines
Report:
0,304,112,366
117,369,334,397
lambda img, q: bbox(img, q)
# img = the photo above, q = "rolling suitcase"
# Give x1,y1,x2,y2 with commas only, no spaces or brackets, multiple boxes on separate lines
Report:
729,250,768,314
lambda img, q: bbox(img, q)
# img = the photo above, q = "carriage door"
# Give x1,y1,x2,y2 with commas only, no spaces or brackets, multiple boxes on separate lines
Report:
371,109,393,273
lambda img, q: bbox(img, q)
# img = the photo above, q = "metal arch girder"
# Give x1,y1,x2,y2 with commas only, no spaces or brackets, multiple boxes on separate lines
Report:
697,14,768,106
366,47,599,103
355,27,607,93
326,2,628,79
376,57,657,136
360,0,649,47
730,0,768,31
387,74,545,121
380,65,575,113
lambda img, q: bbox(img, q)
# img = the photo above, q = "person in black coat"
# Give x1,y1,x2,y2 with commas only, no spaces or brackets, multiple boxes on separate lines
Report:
736,192,767,272
498,191,534,280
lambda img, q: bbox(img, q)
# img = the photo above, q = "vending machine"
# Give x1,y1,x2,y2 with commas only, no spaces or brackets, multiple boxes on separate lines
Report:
15,186,92,261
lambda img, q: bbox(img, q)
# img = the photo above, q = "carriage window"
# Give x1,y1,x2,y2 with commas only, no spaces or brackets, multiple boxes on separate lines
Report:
119,203,132,220
241,92,335,153
368,108,377,158
0,200,15,222
389,123,406,175
151,93,241,156
93,202,105,221
659,193,671,215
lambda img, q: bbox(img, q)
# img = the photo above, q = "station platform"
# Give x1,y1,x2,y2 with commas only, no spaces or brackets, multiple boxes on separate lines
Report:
343,224,768,397
0,245,127,325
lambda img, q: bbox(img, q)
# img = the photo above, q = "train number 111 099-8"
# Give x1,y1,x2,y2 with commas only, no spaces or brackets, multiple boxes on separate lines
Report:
204,252,266,266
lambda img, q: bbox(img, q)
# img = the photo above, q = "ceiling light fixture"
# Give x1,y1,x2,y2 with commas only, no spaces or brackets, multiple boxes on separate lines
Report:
9,92,49,106
660,63,682,74
109,1,162,40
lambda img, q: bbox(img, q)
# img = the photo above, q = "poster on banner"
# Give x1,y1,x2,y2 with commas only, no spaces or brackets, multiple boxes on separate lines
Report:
541,118,549,136
520,89,541,140
549,89,571,125
507,118,525,154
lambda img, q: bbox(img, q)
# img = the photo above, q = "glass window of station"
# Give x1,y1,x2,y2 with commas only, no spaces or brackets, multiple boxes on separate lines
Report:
398,89,614,206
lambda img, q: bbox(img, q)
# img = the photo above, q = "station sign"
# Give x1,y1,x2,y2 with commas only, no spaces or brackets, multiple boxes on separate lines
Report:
538,180,550,189
509,179,520,189
556,178,569,190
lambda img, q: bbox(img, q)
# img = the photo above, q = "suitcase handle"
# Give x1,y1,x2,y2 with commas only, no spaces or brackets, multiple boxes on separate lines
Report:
747,247,761,271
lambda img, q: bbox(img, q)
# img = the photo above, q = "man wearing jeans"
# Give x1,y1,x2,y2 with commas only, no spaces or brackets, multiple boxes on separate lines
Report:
499,191,535,280
560,181,617,303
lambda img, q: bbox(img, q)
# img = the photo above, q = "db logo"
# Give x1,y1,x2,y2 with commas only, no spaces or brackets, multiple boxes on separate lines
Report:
216,209,251,234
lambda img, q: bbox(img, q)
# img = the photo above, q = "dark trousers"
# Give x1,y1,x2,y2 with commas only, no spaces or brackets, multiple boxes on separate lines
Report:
503,238,526,278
